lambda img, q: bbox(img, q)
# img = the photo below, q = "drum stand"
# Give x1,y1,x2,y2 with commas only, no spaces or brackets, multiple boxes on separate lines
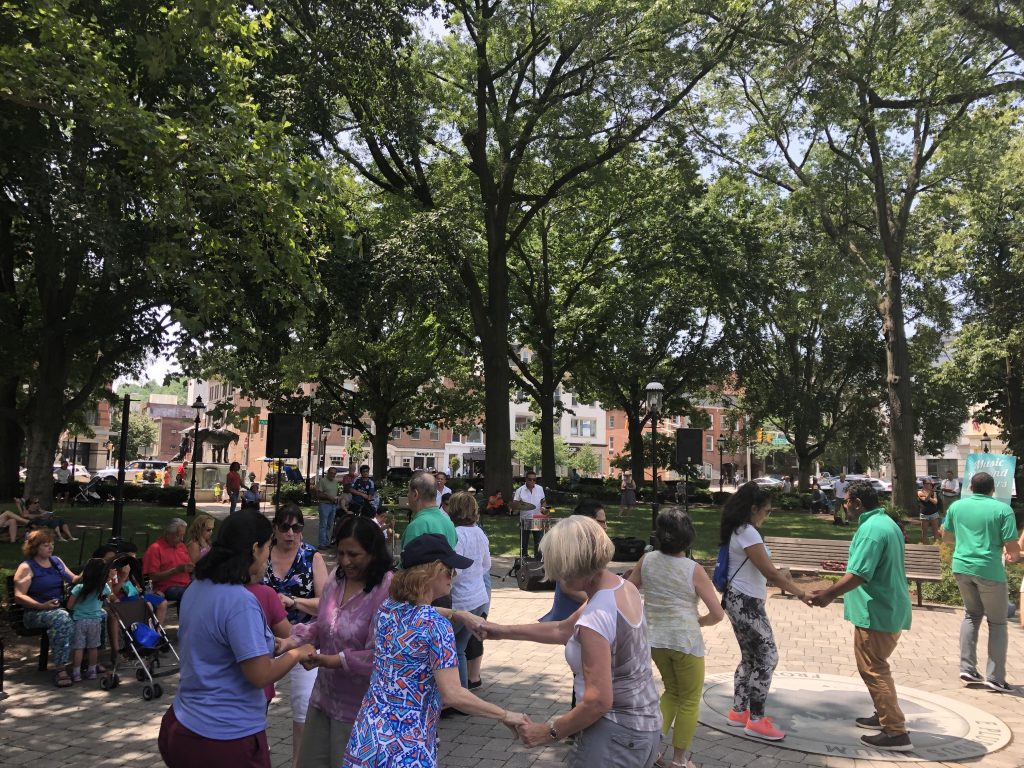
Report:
506,518,529,580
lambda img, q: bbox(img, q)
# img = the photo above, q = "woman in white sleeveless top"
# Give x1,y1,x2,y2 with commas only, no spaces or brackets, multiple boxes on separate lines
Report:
628,509,724,768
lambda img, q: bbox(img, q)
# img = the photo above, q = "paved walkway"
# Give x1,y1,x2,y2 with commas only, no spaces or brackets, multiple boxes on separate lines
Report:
2,577,1022,767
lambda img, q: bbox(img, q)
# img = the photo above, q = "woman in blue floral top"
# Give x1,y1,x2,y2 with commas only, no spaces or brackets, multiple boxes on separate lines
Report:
344,534,526,768
263,504,328,768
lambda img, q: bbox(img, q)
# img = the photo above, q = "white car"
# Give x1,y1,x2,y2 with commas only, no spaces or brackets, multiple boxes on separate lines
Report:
94,459,168,485
869,478,892,492
19,465,91,483
752,476,783,489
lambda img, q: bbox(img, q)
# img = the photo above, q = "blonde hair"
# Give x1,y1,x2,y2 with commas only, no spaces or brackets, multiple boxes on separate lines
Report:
184,513,214,545
447,491,479,526
22,528,55,558
540,515,613,582
390,561,448,604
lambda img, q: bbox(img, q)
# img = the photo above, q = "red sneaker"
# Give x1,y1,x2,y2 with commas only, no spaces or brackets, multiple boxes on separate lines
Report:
726,708,750,727
745,716,785,741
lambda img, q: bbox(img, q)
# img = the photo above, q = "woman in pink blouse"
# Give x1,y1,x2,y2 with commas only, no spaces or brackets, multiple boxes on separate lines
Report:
279,515,394,767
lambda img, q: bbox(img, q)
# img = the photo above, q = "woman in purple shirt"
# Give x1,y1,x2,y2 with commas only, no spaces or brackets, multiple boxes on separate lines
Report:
280,515,394,768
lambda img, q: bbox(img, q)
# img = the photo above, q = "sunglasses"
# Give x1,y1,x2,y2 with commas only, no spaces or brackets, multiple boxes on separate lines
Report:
277,523,304,533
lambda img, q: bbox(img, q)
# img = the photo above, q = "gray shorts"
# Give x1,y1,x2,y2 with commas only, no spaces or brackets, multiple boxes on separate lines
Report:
72,617,103,650
567,716,661,768
919,512,940,521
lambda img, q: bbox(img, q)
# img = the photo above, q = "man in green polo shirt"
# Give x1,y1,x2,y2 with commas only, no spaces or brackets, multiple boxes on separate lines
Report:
941,471,1021,693
808,481,913,752
401,470,457,550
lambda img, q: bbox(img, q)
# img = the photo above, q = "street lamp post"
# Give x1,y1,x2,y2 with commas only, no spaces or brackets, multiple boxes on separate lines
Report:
981,431,992,453
717,434,726,494
645,381,664,533
320,426,330,473
186,396,206,517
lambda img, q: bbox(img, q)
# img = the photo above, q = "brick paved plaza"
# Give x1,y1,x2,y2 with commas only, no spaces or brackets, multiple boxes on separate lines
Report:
2,561,1023,768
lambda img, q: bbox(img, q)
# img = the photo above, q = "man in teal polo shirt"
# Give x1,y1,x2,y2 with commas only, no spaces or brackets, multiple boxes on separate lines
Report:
941,471,1021,692
808,481,913,752
401,470,457,550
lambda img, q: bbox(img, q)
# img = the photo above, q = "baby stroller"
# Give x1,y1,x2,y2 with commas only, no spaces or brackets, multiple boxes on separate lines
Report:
102,596,180,700
73,476,109,505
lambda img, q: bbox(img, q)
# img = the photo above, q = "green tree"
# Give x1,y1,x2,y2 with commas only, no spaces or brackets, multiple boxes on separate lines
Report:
512,425,571,474
115,379,187,406
729,191,888,491
570,444,600,477
696,0,1022,513
936,130,1024,493
109,410,160,461
1,1,325,504
259,0,756,496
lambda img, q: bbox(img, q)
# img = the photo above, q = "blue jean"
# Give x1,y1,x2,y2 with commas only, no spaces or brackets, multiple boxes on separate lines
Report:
164,585,188,603
228,490,240,514
453,603,488,688
23,608,74,666
318,503,336,547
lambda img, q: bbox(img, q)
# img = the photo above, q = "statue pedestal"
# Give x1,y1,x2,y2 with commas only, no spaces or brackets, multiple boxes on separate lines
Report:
184,463,230,498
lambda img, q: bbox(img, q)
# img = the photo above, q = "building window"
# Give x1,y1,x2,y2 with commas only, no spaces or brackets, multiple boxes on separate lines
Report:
520,350,531,363
514,415,532,433
340,426,352,437
402,458,412,467
468,427,483,443
609,415,615,429
392,428,401,440
609,436,614,449
426,456,436,469
705,435,714,452
413,456,424,469
721,414,729,430
329,455,343,465
410,428,421,440
429,427,440,442
571,418,597,438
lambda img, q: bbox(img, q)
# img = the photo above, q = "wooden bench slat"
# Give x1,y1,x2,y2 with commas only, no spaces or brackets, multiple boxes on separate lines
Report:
764,536,943,607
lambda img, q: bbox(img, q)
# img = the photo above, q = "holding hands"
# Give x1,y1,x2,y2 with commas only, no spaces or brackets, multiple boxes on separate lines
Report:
803,589,834,608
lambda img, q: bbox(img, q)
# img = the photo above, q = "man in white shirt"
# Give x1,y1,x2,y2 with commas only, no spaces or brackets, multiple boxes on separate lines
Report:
832,473,849,525
940,470,960,510
54,460,72,502
434,471,449,508
514,471,547,558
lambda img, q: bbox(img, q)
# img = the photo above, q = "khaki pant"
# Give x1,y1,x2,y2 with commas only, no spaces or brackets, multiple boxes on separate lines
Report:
296,705,353,768
853,627,906,735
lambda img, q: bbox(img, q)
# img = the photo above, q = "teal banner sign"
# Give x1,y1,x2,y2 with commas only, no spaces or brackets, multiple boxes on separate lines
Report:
961,453,1017,504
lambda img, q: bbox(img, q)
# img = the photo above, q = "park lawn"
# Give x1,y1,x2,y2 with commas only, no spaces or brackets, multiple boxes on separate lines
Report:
424,505,858,561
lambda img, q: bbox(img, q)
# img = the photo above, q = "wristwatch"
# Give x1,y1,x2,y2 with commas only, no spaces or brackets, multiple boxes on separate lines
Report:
548,720,559,742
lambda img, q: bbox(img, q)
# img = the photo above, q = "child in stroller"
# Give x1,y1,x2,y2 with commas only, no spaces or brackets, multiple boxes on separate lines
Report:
103,555,178,698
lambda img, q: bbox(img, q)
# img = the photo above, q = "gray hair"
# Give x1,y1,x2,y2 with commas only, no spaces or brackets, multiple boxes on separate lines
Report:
408,471,437,500
166,518,188,534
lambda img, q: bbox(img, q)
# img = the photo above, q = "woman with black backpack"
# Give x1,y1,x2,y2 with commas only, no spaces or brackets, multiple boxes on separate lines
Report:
719,482,807,742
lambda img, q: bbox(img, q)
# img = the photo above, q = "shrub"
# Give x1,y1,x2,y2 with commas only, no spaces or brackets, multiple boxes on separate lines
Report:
276,482,305,504
153,486,189,506
690,488,713,504
711,491,732,505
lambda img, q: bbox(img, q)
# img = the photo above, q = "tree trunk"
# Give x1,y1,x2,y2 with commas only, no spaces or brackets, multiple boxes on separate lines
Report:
0,378,24,500
370,422,390,483
481,335,513,499
538,390,557,483
796,450,813,492
23,406,64,509
1003,354,1024,500
881,266,917,514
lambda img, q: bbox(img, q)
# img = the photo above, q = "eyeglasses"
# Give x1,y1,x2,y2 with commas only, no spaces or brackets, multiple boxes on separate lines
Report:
277,523,304,533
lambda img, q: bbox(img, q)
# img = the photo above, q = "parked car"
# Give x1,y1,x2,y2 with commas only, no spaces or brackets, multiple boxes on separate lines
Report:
19,465,92,483
869,478,892,492
916,475,940,489
94,459,168,485
752,476,783,489
385,466,414,484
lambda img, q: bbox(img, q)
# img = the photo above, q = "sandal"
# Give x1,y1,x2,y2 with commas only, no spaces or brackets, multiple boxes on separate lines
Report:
54,670,73,688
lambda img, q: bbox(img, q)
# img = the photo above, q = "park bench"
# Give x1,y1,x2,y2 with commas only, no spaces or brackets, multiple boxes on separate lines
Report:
3,575,50,671
764,536,943,607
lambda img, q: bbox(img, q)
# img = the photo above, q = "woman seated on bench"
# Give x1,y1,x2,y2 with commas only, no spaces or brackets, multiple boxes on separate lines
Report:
12,529,80,686
21,498,77,541
0,503,31,543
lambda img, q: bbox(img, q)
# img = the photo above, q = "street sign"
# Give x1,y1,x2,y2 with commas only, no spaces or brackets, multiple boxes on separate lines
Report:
259,418,268,425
